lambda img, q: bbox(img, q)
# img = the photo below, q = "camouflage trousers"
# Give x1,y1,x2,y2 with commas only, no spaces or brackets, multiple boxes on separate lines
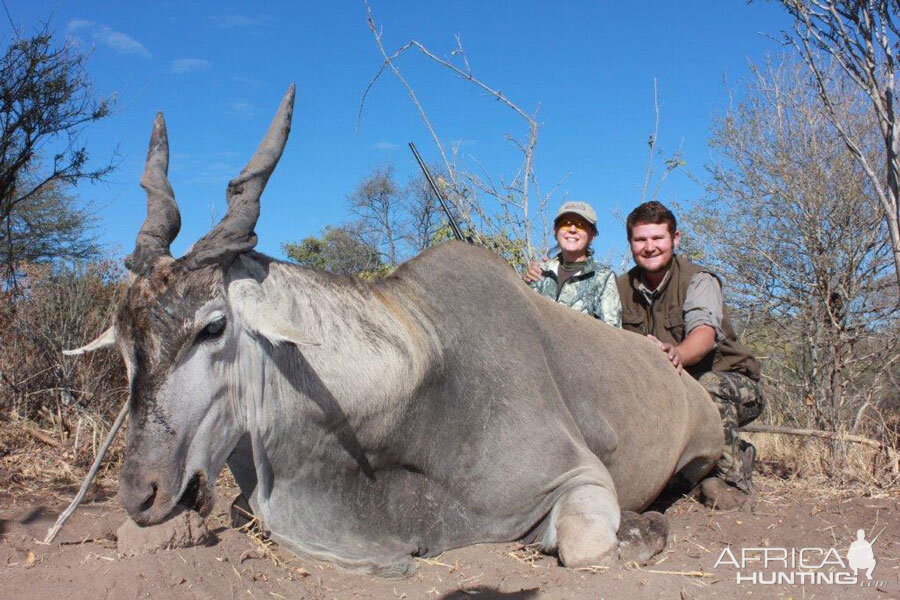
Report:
698,371,764,493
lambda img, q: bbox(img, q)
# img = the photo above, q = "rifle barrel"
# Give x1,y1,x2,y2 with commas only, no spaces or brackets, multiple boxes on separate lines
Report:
408,142,466,243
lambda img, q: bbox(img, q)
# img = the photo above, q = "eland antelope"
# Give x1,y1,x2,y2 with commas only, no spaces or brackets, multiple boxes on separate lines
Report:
68,85,724,577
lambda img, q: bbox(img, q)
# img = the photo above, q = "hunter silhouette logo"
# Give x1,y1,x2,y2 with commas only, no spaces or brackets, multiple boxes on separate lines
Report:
847,527,885,580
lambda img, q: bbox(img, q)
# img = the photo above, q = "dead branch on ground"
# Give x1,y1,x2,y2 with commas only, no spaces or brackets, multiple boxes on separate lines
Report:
740,424,899,475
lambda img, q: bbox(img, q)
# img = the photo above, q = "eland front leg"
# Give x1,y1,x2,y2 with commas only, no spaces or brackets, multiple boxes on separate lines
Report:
553,484,621,567
539,479,670,567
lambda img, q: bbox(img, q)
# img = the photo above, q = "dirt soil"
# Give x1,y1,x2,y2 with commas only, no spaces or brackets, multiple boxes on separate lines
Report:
1,475,898,600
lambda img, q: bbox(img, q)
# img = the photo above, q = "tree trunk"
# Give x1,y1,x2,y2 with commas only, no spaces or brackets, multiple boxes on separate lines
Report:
884,138,900,292
885,200,900,291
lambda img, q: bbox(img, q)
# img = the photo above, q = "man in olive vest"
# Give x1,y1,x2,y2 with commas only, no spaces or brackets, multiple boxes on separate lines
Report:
617,201,763,509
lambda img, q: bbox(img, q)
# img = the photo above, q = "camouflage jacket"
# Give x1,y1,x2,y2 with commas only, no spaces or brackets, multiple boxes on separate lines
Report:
528,256,622,327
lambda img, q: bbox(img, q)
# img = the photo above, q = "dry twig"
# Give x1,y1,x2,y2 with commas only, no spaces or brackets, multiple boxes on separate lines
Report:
43,400,128,543
644,569,715,578
23,424,60,448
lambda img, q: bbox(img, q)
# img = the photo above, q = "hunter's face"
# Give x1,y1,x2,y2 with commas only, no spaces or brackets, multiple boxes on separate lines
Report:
555,214,594,261
629,222,680,274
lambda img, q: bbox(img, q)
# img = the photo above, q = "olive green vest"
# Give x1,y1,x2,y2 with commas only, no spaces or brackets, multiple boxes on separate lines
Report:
616,255,761,381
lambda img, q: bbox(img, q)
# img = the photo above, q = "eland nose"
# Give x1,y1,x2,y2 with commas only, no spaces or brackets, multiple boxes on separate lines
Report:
118,461,159,522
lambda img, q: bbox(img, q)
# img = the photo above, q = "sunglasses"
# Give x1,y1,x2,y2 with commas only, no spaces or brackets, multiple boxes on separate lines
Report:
556,217,591,231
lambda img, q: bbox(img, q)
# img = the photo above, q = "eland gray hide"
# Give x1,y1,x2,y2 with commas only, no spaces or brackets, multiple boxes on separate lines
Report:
70,85,724,577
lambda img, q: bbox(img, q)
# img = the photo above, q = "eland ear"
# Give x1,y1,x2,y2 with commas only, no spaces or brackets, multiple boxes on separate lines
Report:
244,308,320,348
64,326,117,356
229,279,318,347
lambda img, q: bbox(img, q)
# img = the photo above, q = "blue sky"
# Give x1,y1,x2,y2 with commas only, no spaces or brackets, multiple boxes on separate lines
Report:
5,1,794,266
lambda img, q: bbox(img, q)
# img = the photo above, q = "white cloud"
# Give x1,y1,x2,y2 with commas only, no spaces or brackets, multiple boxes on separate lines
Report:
66,19,92,33
225,100,255,118
207,14,272,29
96,27,151,57
372,142,398,151
66,19,151,58
171,58,211,74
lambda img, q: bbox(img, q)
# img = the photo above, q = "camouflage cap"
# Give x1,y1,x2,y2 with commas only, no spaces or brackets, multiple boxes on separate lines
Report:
555,201,597,227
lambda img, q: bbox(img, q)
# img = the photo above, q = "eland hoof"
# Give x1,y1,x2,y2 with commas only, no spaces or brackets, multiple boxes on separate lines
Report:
700,477,752,510
617,510,668,564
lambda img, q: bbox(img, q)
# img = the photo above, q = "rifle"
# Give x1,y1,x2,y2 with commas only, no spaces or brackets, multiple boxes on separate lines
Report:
408,141,468,243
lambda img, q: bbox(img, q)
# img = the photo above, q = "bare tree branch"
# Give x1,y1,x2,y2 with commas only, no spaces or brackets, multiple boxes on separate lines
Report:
780,0,900,293
359,2,553,265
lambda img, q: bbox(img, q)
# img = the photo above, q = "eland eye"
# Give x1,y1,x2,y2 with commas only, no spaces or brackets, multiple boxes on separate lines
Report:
198,317,226,342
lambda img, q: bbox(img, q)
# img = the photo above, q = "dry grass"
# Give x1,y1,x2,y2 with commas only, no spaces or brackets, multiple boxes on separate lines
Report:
748,430,900,498
235,514,287,568
506,544,545,568
0,262,127,423
0,413,123,507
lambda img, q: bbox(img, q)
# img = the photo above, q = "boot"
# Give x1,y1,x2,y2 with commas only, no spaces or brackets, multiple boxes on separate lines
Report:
700,477,752,510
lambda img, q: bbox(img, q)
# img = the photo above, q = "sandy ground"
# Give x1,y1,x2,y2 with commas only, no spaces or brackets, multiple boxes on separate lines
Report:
1,475,898,600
